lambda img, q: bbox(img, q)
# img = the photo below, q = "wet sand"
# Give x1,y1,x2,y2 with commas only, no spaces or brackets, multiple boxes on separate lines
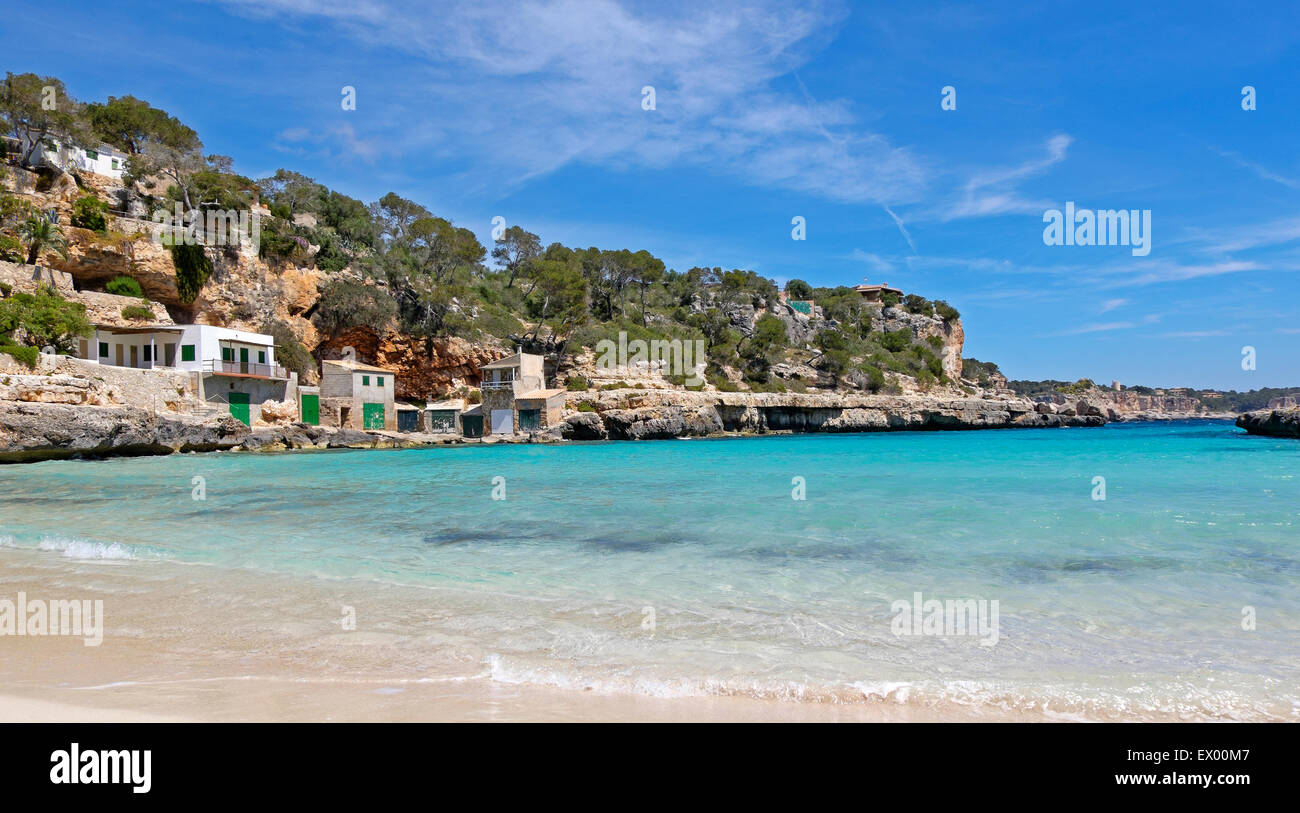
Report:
0,551,1045,723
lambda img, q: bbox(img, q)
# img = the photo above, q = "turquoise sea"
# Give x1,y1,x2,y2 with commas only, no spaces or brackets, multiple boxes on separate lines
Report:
2,420,1298,719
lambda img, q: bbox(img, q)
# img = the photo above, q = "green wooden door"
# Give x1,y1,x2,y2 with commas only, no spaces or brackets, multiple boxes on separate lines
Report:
519,409,541,431
461,414,483,437
239,347,249,374
300,393,319,425
229,392,251,426
362,402,385,430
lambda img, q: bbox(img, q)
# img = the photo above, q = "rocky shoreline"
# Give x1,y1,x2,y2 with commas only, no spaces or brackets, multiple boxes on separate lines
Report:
1235,408,1300,439
0,390,1110,464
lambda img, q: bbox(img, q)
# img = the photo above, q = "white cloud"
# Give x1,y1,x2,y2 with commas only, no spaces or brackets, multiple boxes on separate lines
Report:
938,134,1072,221
217,0,927,205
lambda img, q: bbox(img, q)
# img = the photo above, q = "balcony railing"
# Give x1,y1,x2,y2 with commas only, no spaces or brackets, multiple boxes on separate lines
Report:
481,379,515,390
202,359,288,380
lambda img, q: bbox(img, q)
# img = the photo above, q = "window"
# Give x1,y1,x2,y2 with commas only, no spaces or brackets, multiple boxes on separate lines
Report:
222,347,232,362
98,342,108,357
377,376,384,387
111,158,119,170
85,149,98,161
362,375,370,386
142,346,152,363
181,344,195,362
258,350,265,364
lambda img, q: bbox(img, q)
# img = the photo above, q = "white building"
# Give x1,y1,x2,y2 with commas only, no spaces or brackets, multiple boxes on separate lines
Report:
77,324,294,425
7,134,129,180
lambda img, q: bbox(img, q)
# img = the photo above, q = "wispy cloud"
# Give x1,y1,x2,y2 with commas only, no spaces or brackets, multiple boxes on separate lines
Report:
1054,314,1160,335
1216,149,1300,191
848,248,895,275
937,134,1072,221
218,0,927,205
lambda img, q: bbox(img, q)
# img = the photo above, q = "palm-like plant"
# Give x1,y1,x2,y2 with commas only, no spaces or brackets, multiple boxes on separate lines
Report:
18,212,67,265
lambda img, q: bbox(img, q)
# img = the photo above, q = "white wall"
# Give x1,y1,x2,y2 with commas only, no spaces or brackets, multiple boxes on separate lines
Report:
27,136,127,180
85,325,275,372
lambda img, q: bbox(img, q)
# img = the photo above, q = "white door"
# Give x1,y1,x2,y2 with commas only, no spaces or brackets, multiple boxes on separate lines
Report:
490,409,513,434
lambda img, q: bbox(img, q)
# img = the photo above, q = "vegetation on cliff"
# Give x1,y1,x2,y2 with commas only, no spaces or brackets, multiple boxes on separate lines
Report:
2,70,965,395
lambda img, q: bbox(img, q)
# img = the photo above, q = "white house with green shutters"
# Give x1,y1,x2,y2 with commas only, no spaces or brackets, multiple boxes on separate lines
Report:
80,323,294,425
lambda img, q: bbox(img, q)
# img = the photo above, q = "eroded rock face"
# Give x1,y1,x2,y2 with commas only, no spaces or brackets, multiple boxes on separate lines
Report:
0,402,251,462
316,330,505,400
1034,388,1235,421
559,389,1104,440
1236,409,1300,438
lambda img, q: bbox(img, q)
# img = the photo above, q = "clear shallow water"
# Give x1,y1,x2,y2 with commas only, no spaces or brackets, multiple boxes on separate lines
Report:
2,420,1298,719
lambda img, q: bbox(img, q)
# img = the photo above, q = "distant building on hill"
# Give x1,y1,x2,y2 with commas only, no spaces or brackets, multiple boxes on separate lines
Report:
5,134,128,180
852,280,904,303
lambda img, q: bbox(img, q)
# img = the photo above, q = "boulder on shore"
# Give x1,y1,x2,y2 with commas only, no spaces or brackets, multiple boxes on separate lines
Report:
1236,408,1300,438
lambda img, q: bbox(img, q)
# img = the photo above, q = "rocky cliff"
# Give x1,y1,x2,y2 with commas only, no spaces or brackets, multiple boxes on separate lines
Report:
1236,408,1300,438
1031,387,1235,421
558,388,1101,440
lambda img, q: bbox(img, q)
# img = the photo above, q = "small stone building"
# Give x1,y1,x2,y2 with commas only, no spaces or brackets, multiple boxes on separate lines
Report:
319,359,396,430
478,352,567,435
425,399,464,434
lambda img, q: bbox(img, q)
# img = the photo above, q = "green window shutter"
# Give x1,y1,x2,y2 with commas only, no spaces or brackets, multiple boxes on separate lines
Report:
222,347,232,362
85,149,98,160
98,342,108,357
377,376,384,386
362,375,369,386
181,344,195,362
258,350,266,363
143,346,152,362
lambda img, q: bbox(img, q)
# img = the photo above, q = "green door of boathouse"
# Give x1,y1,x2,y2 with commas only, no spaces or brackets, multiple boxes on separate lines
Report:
518,409,541,431
362,402,385,430
300,393,319,425
229,392,250,426
461,414,483,438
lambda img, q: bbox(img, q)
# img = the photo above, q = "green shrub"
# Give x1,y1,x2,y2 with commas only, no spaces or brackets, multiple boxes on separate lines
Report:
880,329,912,353
0,343,38,367
903,293,931,315
170,243,213,304
313,280,397,335
567,375,589,391
933,300,960,321
575,401,597,412
70,195,109,232
120,304,154,321
881,291,902,308
0,281,11,297
859,364,885,392
785,278,813,299
105,275,144,297
707,372,739,392
261,319,314,378
926,334,944,350
0,234,22,263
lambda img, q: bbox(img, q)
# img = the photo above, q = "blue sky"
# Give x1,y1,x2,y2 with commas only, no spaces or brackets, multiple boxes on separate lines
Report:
5,0,1299,388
